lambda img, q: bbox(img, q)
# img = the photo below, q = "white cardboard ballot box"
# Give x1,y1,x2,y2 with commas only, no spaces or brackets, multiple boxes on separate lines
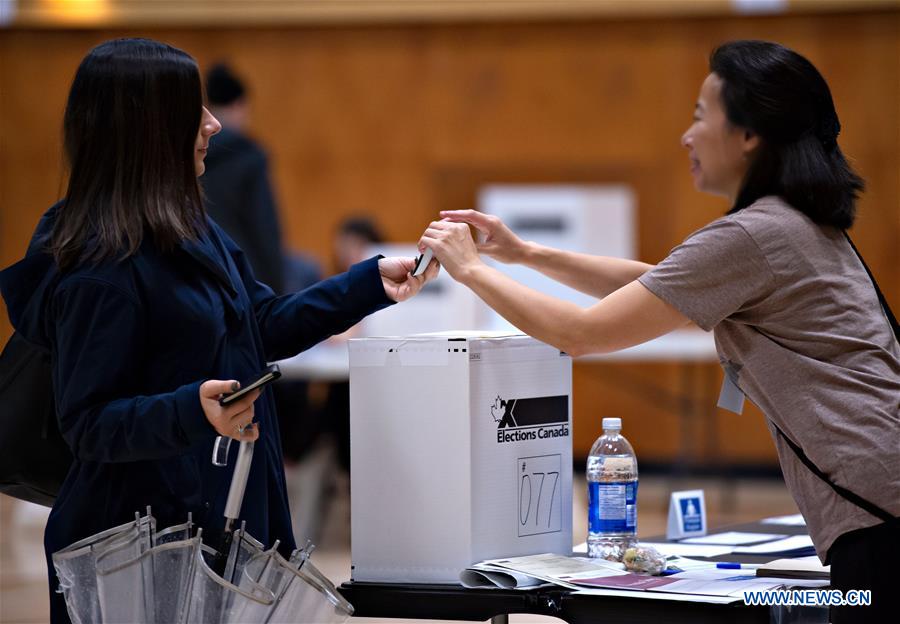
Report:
349,332,573,583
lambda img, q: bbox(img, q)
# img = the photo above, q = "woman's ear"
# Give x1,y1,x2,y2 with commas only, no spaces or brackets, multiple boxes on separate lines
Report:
742,129,761,157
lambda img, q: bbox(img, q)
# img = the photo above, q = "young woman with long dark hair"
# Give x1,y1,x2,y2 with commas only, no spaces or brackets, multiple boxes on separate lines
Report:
421,40,899,622
0,38,437,623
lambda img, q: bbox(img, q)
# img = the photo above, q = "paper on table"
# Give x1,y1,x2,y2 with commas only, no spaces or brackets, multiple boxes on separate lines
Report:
648,576,787,597
760,513,806,526
664,556,720,572
680,531,787,546
476,553,627,590
565,573,678,591
639,542,735,558
573,587,742,604
779,579,831,588
562,558,759,590
733,535,814,555
459,565,547,590
756,555,830,580
570,567,791,599
670,565,763,580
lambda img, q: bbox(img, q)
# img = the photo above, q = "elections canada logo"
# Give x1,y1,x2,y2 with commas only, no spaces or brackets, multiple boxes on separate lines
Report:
490,395,569,444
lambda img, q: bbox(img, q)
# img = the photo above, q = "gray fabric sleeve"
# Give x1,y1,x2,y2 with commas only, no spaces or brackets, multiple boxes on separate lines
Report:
638,218,775,331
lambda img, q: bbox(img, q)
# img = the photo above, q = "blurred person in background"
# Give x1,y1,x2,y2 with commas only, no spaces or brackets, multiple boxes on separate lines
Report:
203,62,324,295
202,62,324,490
325,215,385,471
422,40,899,623
332,216,385,276
0,38,437,624
204,62,322,293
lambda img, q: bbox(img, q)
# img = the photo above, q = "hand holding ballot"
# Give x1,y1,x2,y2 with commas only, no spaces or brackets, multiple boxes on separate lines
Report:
417,219,484,282
378,255,440,302
439,209,529,264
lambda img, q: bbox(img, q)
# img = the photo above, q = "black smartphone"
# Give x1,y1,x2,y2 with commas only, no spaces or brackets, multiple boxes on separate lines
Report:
218,364,282,406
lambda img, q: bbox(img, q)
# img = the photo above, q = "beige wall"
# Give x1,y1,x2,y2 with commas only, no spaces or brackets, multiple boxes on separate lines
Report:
2,9,897,461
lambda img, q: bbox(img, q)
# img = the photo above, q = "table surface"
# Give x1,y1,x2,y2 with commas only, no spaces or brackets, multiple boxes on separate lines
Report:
337,521,814,624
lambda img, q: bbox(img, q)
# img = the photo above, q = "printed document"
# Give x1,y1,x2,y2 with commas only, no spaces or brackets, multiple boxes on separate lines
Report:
680,531,787,546
733,535,815,556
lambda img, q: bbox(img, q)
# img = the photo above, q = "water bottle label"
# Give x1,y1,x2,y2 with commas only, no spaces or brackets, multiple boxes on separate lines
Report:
588,481,638,534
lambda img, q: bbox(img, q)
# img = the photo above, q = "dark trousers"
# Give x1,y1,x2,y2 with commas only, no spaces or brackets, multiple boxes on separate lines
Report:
829,519,900,623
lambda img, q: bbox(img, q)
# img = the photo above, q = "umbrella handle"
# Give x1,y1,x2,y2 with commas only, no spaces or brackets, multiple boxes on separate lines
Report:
224,439,254,521
212,435,231,467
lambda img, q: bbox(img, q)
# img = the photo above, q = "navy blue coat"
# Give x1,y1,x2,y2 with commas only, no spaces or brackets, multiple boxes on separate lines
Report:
0,203,393,622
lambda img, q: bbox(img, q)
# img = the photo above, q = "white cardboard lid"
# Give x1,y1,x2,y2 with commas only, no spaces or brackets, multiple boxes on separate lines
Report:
350,330,525,341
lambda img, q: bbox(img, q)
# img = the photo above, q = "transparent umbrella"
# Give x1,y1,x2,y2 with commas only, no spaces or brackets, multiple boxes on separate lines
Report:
52,437,352,624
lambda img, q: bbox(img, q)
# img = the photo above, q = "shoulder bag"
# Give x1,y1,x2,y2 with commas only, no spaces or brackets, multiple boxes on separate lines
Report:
0,331,72,506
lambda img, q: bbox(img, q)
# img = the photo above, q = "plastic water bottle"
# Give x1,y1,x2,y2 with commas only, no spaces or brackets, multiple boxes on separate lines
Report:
586,417,638,560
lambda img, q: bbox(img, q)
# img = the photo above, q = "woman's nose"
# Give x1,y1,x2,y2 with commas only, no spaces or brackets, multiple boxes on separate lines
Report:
681,130,692,148
205,114,222,137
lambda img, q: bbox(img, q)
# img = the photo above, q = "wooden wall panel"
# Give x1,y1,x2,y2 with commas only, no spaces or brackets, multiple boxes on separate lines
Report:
1,10,897,465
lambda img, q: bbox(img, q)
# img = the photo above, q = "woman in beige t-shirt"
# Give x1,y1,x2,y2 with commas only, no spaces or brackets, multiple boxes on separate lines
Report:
420,40,899,624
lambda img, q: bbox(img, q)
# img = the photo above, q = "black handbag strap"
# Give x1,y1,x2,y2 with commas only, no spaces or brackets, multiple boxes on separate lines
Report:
843,232,900,342
774,424,896,522
773,232,898,523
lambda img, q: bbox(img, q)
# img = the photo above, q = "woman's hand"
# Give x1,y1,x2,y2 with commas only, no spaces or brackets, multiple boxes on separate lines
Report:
418,220,484,284
199,380,261,442
378,256,440,302
439,209,528,264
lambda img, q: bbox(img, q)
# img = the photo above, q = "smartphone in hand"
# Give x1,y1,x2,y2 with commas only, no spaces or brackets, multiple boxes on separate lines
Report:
218,364,282,406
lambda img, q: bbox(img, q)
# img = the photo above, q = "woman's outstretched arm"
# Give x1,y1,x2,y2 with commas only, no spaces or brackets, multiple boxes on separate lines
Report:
440,209,653,299
421,220,689,356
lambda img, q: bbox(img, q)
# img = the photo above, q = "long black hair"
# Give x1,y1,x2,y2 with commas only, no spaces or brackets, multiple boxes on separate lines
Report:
710,40,864,229
50,38,205,271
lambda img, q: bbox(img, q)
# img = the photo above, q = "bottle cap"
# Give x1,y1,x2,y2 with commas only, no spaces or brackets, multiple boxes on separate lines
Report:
602,417,621,430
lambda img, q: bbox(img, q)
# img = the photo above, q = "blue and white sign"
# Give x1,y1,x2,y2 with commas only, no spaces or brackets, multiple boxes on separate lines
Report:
666,489,707,540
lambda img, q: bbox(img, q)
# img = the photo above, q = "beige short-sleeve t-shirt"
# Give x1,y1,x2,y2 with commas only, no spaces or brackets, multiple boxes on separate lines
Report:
639,196,900,560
